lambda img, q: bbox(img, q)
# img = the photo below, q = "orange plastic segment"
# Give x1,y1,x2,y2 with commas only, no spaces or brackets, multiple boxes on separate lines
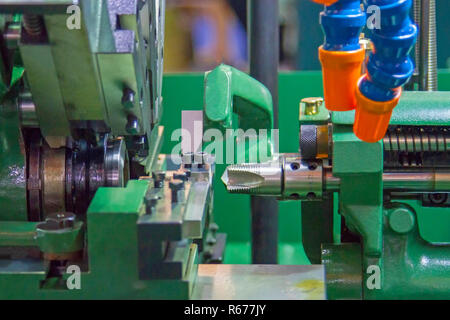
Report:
353,78,401,143
311,0,339,5
318,46,365,111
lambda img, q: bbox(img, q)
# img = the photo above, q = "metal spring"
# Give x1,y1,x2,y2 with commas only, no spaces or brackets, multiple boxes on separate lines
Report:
384,128,449,153
22,14,44,36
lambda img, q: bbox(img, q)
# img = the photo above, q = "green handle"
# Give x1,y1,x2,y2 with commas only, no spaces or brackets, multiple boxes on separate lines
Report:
203,64,274,160
204,64,273,132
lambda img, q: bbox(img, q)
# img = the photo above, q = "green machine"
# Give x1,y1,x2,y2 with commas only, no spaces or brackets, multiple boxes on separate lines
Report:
208,0,450,299
0,0,448,301
0,0,224,299
202,0,450,300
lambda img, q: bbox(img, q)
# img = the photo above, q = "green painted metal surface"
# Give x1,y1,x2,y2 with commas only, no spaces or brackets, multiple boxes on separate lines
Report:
365,203,450,299
322,243,362,300
203,64,275,163
0,180,197,299
332,91,450,126
332,125,384,258
325,204,450,300
0,221,37,246
35,221,84,254
0,100,27,221
204,64,273,133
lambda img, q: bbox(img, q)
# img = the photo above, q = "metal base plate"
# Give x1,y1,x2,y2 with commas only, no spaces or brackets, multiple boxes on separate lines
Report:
192,264,325,300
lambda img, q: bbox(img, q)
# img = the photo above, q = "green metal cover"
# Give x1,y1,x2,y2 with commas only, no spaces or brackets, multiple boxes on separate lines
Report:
332,91,450,126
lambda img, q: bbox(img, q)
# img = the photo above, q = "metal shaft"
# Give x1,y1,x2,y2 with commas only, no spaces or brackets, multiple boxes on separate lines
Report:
223,161,450,196
248,0,279,264
326,170,450,192
418,0,438,91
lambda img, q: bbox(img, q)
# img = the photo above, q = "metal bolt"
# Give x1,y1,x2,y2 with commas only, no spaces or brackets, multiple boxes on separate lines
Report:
152,171,166,188
169,179,185,203
126,114,140,134
301,97,323,116
144,192,160,215
122,87,135,109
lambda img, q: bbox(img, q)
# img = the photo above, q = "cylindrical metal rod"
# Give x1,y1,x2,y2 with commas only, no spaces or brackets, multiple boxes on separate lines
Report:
413,0,421,78
324,170,450,192
248,0,279,128
248,0,279,264
419,0,438,91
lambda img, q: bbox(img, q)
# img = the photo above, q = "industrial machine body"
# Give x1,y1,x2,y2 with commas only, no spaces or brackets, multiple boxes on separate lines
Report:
0,0,448,300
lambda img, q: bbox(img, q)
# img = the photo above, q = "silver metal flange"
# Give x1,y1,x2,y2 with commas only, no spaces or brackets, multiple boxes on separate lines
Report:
104,137,129,188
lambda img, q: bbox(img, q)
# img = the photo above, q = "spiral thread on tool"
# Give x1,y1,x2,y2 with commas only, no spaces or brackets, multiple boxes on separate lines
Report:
359,0,418,101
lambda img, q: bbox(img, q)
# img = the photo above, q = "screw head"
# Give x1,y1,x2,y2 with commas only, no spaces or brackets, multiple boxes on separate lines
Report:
122,87,135,109
126,114,140,134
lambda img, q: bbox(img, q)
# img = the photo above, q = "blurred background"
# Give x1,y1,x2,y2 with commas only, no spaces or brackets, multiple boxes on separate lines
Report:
164,0,450,73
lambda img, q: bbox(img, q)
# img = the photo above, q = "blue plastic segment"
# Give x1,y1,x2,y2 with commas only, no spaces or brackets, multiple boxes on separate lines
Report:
320,0,366,51
359,0,418,102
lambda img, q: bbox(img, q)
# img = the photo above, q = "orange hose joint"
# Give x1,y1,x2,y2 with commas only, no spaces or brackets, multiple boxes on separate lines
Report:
354,75,401,143
318,46,365,111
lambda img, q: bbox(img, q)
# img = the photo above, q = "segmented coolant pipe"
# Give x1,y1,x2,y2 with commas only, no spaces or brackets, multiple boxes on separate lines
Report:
354,0,418,142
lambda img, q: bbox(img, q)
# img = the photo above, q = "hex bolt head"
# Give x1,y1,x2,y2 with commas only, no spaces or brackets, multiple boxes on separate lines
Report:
152,171,166,188
126,114,140,134
389,207,415,234
122,87,135,109
169,179,185,203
